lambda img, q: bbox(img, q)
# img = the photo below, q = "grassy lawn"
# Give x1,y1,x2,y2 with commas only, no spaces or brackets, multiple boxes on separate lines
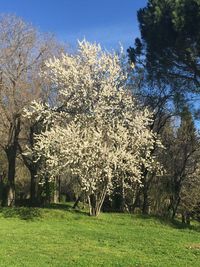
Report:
0,204,199,267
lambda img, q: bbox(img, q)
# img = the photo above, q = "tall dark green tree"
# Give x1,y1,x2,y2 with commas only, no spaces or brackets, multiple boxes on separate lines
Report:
128,0,200,91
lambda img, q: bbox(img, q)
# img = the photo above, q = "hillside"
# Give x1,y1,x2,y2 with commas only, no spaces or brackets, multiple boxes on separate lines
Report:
0,205,199,267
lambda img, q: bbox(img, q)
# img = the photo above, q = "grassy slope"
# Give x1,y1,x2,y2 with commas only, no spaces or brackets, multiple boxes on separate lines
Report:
0,205,199,267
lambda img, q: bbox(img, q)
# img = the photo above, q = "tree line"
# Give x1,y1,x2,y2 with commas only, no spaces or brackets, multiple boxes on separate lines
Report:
0,0,200,222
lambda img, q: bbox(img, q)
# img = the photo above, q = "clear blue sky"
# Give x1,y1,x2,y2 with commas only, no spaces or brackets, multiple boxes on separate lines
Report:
0,0,147,49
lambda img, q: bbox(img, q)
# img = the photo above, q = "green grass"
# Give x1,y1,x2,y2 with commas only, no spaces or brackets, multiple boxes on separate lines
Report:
0,204,199,267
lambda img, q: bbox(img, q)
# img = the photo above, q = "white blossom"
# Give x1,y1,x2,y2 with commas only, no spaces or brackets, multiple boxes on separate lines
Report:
23,40,163,215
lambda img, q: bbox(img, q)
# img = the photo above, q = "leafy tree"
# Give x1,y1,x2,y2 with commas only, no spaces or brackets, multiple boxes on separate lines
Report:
167,106,199,218
179,168,200,224
128,0,200,91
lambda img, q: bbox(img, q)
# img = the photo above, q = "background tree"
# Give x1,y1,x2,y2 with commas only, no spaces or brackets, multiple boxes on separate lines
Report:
0,14,62,206
167,107,199,218
178,168,200,224
128,0,200,92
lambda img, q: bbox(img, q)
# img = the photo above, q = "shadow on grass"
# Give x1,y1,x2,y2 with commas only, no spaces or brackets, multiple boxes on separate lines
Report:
135,214,200,232
47,203,89,216
0,207,42,220
47,203,72,211
0,203,89,220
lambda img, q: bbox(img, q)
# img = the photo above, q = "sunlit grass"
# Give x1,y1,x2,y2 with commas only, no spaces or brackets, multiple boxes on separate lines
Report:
0,204,199,266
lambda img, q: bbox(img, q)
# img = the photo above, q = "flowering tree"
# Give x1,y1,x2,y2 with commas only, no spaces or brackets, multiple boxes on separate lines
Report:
24,40,163,216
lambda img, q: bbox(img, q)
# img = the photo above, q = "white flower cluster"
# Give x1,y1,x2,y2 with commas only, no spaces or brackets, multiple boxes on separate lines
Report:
24,40,163,197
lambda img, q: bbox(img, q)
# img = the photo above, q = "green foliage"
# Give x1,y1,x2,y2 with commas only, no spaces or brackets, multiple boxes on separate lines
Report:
129,0,200,91
0,205,199,266
160,107,199,218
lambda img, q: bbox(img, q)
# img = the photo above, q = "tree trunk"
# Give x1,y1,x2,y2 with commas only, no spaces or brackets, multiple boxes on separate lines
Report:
53,178,59,203
88,186,107,216
181,212,186,224
58,176,61,203
4,116,20,207
0,174,4,205
88,194,98,216
141,169,152,215
169,175,186,220
18,141,39,206
182,211,190,225
119,176,129,212
142,184,150,215
132,187,141,213
186,212,190,225
5,148,17,206
30,168,38,206
73,195,81,209
5,148,17,207
171,196,181,220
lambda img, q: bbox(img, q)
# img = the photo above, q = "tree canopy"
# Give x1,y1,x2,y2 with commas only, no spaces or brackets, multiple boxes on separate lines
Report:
128,0,200,91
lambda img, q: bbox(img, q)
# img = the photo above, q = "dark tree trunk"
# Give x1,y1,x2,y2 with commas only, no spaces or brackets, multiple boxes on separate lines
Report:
182,211,190,225
4,116,20,207
142,188,149,214
30,168,38,206
5,147,17,206
58,176,61,203
168,177,182,219
141,169,153,215
0,172,6,206
73,196,81,209
89,194,98,216
0,172,7,206
171,197,180,219
170,180,182,219
132,186,141,213
73,191,87,209
18,124,40,206
142,182,151,215
182,213,186,224
186,213,190,225
0,175,2,205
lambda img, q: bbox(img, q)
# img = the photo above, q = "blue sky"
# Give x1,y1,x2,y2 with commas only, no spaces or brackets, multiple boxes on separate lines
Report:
0,0,147,49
